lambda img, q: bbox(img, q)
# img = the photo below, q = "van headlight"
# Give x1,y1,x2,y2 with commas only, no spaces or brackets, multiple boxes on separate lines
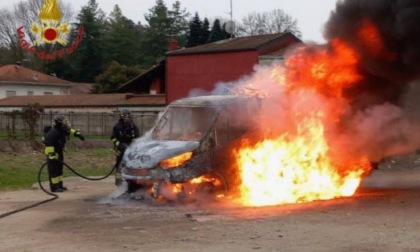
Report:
160,152,193,169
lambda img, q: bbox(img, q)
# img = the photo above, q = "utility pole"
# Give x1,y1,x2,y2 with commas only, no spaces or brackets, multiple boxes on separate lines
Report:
226,0,234,38
230,0,233,24
224,0,235,38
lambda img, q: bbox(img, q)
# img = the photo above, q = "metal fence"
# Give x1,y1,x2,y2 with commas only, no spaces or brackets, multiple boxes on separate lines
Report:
0,111,161,139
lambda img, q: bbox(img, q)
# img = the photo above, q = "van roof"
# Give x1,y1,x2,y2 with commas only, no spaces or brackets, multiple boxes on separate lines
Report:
170,95,248,107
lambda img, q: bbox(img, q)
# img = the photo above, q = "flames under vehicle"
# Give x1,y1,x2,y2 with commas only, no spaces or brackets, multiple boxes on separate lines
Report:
120,95,260,200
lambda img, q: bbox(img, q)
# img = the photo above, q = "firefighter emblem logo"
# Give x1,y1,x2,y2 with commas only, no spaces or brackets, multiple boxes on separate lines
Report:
17,0,84,61
31,0,70,46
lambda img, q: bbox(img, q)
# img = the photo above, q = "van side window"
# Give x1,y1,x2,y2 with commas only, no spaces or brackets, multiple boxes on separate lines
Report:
153,106,216,141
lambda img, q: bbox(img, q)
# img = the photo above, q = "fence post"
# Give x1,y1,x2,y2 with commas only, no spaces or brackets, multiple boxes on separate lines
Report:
140,113,144,134
87,112,90,136
102,112,105,136
0,109,162,139
67,111,71,127
40,113,44,135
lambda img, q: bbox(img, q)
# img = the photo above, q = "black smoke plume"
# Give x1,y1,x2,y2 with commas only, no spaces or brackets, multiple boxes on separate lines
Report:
324,0,420,107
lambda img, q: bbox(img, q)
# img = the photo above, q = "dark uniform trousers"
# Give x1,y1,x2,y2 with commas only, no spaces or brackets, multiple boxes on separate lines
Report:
48,152,64,191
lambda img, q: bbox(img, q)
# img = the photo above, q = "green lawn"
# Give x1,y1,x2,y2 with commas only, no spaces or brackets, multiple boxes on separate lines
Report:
0,144,116,190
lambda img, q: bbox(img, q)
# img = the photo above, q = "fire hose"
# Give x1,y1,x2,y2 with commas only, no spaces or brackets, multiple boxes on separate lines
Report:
0,160,116,219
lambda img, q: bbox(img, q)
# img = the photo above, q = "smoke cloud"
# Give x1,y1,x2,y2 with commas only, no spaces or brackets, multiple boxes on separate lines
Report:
186,1,420,165
324,0,420,106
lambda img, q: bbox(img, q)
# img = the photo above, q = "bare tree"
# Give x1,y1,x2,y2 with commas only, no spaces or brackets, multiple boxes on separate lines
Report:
0,9,17,48
237,9,301,37
236,12,266,36
0,8,23,62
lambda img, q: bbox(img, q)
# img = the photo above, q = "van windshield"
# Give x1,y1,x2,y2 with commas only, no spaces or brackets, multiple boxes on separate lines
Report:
152,106,217,141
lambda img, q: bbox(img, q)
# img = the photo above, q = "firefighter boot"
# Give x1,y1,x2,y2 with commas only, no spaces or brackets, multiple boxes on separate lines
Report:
115,171,122,186
58,181,68,191
51,183,65,193
51,188,65,193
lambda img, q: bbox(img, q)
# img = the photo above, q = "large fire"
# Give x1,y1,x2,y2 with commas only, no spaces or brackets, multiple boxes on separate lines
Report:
236,114,370,207
233,20,382,207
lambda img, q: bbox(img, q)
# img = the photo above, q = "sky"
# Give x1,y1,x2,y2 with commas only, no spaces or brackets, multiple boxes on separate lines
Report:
2,0,339,43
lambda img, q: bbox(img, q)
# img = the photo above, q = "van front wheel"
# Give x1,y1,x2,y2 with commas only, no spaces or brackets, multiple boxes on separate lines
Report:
126,180,142,193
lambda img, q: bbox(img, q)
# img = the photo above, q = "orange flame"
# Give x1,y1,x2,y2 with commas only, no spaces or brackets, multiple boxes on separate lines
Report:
160,152,193,168
358,19,396,60
172,184,183,193
150,174,225,200
284,39,361,97
235,116,370,207
190,174,222,188
232,25,382,207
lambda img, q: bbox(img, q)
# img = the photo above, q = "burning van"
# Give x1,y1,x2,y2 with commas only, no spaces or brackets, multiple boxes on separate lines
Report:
120,95,260,200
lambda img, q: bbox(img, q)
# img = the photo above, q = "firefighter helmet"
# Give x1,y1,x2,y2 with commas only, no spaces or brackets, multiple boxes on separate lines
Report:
119,109,132,124
54,114,67,125
120,109,131,119
53,114,70,132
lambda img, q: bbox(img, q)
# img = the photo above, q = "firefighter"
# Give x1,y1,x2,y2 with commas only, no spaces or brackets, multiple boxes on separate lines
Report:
43,114,85,192
111,109,139,185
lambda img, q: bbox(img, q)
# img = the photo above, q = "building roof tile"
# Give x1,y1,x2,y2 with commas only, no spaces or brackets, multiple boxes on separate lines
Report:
70,83,94,94
166,32,301,56
0,64,72,86
0,93,166,108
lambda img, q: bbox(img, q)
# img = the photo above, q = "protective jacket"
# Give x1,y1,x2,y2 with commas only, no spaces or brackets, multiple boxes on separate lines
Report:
44,126,67,155
44,126,84,192
111,120,140,154
111,119,139,185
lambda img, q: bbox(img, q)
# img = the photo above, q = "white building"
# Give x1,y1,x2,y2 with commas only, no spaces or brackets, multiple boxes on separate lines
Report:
0,63,73,99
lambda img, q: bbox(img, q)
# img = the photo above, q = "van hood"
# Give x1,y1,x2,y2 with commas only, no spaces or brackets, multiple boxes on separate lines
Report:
123,138,200,169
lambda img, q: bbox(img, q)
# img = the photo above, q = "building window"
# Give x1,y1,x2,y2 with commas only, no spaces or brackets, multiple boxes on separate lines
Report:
44,92,53,95
6,91,16,97
27,91,34,96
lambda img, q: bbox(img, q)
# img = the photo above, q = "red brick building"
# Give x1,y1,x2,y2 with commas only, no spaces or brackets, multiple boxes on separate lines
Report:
119,32,301,104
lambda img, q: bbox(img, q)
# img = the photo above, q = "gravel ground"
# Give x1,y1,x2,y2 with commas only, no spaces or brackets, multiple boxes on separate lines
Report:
1,159,420,252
